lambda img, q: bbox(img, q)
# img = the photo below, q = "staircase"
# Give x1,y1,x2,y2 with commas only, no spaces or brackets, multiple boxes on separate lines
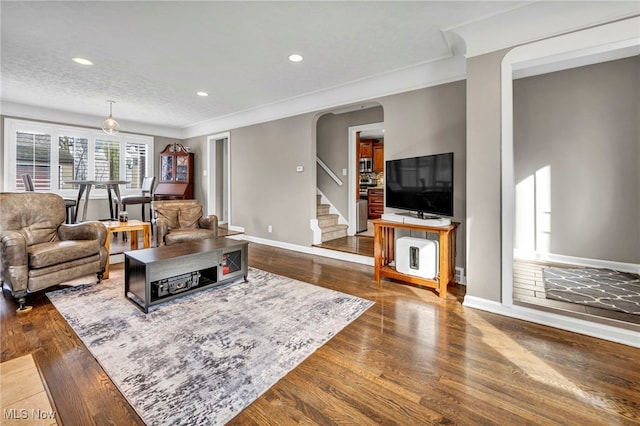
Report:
316,195,348,242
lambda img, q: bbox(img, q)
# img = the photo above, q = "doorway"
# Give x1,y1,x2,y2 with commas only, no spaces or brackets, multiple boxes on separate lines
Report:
499,20,640,345
207,133,230,225
348,122,384,236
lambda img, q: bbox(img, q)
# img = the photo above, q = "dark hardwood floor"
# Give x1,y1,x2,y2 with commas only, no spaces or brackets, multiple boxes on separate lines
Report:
2,241,639,425
320,237,640,329
314,235,374,256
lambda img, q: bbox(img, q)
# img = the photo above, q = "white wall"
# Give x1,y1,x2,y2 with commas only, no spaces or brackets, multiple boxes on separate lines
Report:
465,49,507,302
228,113,317,246
513,57,639,263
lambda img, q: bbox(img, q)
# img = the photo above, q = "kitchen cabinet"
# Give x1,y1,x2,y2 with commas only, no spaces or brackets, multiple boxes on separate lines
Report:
360,140,373,158
368,188,384,219
154,144,194,200
373,144,384,173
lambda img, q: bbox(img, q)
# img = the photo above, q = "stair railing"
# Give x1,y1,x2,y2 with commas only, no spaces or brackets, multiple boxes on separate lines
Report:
316,157,343,186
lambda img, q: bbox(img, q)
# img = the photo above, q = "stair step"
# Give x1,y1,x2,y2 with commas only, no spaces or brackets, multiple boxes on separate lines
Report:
317,204,330,215
321,223,347,232
317,214,339,227
321,224,348,242
316,195,346,242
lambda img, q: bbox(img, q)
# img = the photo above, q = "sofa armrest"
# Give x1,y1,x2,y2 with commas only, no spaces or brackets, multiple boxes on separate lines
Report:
155,217,170,246
0,230,27,267
0,230,28,294
199,215,218,235
58,221,107,247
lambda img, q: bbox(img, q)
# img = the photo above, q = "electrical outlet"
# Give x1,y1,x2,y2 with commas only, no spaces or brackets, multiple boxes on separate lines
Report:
268,225,272,233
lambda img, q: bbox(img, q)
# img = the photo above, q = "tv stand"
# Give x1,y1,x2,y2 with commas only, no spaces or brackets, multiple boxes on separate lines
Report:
382,212,451,227
372,219,459,298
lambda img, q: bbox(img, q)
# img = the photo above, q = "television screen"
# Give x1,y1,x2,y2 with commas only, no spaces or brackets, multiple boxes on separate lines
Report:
385,152,454,217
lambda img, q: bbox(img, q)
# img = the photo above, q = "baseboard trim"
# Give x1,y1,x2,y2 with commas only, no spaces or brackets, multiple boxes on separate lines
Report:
227,224,245,233
227,234,374,266
463,296,640,348
514,249,640,274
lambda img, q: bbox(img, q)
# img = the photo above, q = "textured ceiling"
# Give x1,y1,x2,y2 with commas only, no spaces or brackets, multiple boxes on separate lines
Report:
1,1,525,130
1,1,637,134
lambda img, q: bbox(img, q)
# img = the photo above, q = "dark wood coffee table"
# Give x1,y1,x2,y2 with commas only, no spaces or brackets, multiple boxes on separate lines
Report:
124,238,248,313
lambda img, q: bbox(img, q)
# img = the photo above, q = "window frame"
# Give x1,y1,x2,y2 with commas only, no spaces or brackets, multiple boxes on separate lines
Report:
3,118,154,199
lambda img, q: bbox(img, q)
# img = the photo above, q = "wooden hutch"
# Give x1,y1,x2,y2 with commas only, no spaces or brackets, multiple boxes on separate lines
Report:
154,144,194,200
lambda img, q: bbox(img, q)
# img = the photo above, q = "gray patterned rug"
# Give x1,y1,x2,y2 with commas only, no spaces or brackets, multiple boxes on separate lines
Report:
542,267,640,314
47,268,373,425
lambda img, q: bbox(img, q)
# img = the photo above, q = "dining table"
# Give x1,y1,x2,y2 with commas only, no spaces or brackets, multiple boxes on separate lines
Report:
64,180,129,222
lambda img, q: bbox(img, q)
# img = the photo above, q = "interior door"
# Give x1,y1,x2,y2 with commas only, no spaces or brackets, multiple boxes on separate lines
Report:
207,134,230,224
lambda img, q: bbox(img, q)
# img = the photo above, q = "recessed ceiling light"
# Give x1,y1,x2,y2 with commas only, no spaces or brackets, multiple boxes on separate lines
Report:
288,54,303,63
72,57,93,66
197,91,208,97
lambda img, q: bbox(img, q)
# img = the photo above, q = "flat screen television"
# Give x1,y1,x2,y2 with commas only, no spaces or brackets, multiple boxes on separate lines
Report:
385,152,454,218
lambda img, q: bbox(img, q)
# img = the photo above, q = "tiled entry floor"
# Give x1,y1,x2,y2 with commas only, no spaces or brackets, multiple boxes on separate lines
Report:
513,258,640,330
0,354,57,425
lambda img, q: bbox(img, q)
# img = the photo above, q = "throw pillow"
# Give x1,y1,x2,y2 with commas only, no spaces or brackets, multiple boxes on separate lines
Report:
155,206,180,229
178,205,203,228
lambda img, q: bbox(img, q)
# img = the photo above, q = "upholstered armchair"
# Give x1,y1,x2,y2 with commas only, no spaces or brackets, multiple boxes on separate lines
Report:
0,192,108,311
152,199,218,246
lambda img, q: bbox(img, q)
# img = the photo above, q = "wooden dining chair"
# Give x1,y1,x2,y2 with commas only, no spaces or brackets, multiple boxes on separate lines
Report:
114,176,156,223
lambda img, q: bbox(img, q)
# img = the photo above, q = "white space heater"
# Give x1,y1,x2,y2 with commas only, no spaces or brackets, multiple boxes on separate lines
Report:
396,237,439,279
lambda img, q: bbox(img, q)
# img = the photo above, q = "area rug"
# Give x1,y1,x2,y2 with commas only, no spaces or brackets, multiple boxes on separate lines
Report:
542,267,640,314
47,268,373,425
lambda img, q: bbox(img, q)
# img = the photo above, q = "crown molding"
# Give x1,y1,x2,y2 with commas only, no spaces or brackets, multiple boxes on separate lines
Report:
446,1,640,58
1,101,184,139
182,2,639,139
4,3,637,141
2,52,465,140
181,55,466,139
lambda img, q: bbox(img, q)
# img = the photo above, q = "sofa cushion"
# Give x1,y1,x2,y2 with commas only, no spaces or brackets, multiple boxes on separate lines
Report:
164,228,216,245
28,240,101,269
28,254,100,279
178,205,203,228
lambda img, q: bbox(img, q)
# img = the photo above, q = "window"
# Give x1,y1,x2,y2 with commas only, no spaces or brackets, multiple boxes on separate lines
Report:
94,138,121,186
125,142,148,189
59,135,88,189
16,130,52,191
4,118,154,196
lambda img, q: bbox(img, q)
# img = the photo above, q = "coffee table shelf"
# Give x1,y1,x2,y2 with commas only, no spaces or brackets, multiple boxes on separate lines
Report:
124,238,248,313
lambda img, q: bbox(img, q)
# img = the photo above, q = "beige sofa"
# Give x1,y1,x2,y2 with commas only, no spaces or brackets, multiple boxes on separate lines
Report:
0,192,107,310
152,199,218,246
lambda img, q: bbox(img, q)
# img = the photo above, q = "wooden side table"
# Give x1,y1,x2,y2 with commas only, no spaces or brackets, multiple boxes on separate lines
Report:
373,219,459,298
103,220,151,279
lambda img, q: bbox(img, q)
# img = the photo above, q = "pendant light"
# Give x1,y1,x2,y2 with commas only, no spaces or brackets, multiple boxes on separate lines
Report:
102,100,120,135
